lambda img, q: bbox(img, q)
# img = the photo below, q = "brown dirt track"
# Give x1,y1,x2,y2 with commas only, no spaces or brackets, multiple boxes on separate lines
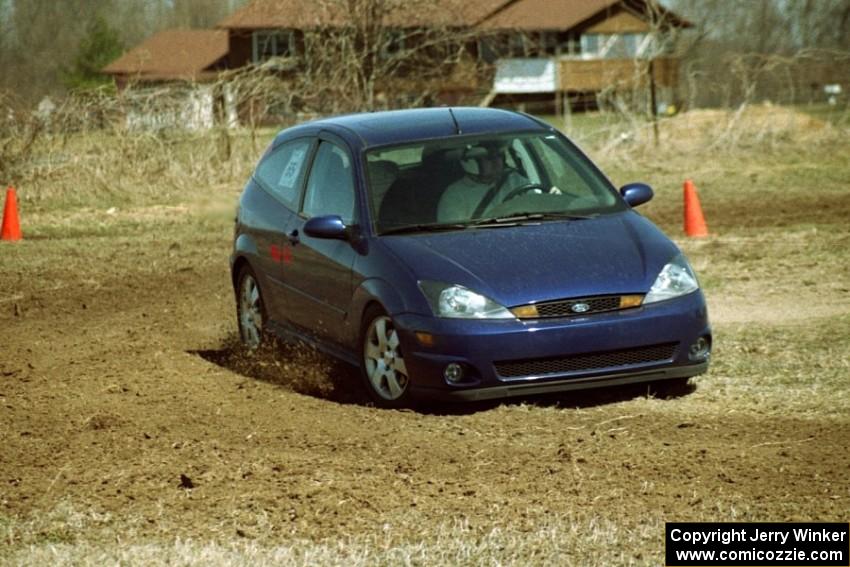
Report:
1,180,849,563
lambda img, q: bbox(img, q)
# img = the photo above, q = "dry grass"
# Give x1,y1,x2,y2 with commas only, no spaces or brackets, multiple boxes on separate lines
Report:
1,88,279,214
8,127,270,212
545,102,850,162
2,503,658,566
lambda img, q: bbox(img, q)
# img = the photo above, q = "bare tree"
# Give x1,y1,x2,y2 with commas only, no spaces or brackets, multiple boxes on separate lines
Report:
671,0,850,53
668,0,850,108
221,0,485,119
296,0,483,112
170,0,243,29
0,0,248,102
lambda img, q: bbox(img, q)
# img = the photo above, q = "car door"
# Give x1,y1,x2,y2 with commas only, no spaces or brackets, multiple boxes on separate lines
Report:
283,136,359,346
249,136,315,323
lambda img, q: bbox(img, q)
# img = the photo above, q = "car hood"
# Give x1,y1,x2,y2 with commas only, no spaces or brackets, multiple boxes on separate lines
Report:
379,211,680,307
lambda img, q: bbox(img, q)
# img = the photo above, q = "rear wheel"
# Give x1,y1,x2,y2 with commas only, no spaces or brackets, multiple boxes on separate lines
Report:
360,306,413,408
236,265,267,350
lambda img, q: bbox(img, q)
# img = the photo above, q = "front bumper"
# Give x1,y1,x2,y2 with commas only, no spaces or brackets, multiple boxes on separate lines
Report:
392,291,711,401
416,362,707,401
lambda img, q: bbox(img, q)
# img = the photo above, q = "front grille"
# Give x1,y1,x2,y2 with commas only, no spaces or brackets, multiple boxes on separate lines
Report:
535,295,621,318
494,342,678,379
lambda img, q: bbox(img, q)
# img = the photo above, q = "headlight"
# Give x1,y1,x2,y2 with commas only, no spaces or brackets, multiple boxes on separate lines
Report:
644,254,700,304
419,281,513,319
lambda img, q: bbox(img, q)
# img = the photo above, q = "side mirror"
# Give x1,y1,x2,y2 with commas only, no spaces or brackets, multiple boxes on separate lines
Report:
303,215,349,240
620,183,654,207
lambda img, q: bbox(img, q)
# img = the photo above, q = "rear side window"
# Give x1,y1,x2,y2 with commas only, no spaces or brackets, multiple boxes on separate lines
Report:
255,138,312,209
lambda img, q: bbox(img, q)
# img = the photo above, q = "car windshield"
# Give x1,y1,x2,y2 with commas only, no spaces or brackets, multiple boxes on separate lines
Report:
366,131,626,235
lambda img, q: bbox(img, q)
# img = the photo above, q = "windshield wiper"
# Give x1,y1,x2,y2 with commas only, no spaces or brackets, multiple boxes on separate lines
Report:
381,213,596,234
379,222,467,236
471,211,596,226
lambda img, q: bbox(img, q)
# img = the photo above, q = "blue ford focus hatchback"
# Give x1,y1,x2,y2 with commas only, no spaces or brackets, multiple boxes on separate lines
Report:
231,108,710,407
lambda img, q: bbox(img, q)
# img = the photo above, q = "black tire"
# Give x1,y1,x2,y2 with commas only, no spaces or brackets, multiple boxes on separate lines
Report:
359,305,414,408
235,264,268,350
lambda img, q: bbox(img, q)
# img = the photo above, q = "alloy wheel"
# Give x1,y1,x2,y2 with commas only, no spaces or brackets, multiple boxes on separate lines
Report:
238,272,263,349
363,315,409,400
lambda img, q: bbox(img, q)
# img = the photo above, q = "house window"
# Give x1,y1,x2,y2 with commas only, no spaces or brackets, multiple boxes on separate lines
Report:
477,38,498,63
580,34,601,57
380,30,406,59
580,33,651,59
252,30,296,63
538,32,560,55
613,33,651,58
507,33,529,57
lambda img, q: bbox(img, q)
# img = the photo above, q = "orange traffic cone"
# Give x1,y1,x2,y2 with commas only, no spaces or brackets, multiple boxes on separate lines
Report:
683,179,708,238
1,186,22,241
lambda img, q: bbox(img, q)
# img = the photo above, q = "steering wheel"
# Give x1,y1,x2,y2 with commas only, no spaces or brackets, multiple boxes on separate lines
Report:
499,183,548,204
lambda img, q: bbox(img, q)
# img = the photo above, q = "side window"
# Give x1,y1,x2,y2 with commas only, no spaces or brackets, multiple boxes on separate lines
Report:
255,138,312,209
303,142,356,223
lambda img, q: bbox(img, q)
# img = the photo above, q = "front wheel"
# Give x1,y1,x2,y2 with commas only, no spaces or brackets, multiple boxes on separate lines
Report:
360,306,413,408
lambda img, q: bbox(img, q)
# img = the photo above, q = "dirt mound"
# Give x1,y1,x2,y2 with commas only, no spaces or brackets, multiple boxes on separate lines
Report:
192,336,356,402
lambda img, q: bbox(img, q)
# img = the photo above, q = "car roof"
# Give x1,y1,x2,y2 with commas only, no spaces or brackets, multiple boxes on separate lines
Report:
276,107,551,149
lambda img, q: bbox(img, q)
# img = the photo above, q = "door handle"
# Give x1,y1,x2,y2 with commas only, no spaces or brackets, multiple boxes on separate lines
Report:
287,229,300,245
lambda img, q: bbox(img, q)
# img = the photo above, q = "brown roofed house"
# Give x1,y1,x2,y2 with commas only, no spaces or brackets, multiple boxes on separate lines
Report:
104,29,229,87
103,29,232,130
103,0,692,126
476,0,690,109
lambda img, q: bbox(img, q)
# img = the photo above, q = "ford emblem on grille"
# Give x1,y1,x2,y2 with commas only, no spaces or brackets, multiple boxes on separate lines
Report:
571,302,590,313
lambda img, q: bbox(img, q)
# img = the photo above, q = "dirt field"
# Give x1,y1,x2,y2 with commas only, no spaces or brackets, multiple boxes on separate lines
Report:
1,119,849,564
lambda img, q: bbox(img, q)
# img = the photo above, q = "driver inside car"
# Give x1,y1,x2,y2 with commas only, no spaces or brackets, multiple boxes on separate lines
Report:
436,141,532,223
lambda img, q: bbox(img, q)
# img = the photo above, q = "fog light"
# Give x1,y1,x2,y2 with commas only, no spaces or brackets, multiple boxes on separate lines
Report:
444,363,464,383
688,336,711,361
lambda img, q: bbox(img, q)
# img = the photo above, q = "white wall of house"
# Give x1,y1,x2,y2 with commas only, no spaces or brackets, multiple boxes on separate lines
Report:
185,86,215,129
124,84,239,131
493,59,557,94
224,84,239,128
